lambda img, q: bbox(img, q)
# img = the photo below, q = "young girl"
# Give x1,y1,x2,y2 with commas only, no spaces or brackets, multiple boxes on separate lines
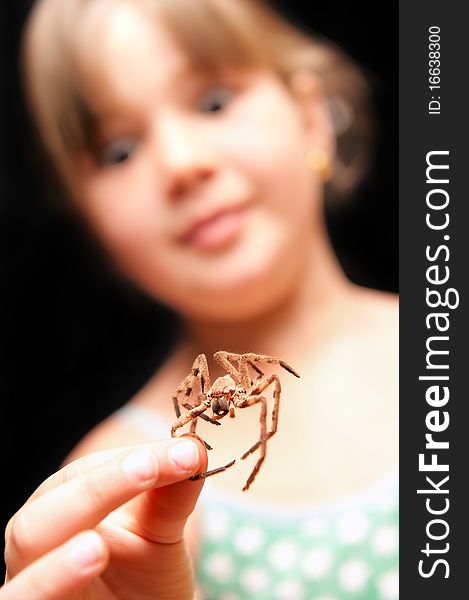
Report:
4,0,398,598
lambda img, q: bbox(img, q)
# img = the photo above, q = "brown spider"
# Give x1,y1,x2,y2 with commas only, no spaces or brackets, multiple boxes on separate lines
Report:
171,351,300,491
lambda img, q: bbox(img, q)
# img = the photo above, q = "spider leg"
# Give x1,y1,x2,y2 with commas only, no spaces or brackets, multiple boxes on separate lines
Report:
171,398,216,450
248,360,264,380
190,420,197,434
198,413,223,425
174,354,211,398
189,459,236,481
172,372,195,417
252,374,281,438
213,351,244,385
241,374,281,457
195,354,212,392
239,396,268,492
182,401,221,427
233,394,268,491
173,397,181,418
214,351,255,388
171,400,210,437
241,353,300,378
172,354,212,423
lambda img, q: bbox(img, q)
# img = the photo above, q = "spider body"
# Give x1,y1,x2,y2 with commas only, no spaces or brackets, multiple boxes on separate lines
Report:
207,375,249,418
171,351,299,490
208,375,238,417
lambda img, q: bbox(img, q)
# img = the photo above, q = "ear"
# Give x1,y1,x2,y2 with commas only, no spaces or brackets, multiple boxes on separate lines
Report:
289,70,336,160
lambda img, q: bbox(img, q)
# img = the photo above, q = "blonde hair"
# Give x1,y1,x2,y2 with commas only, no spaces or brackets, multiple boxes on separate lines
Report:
22,0,373,201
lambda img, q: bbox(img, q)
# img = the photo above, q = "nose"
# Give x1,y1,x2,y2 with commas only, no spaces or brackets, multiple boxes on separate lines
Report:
156,115,216,199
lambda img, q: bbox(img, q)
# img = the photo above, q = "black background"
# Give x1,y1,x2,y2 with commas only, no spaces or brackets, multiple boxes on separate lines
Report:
1,0,397,582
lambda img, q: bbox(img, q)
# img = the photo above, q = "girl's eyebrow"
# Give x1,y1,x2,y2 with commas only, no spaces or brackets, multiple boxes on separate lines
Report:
88,54,241,134
175,59,217,85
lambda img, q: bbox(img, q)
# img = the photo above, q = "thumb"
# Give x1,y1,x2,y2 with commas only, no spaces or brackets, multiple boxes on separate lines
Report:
121,434,209,544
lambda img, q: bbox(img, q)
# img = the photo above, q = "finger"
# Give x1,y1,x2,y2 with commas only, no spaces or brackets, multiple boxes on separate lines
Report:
1,530,108,600
120,434,209,544
26,447,132,505
5,438,203,575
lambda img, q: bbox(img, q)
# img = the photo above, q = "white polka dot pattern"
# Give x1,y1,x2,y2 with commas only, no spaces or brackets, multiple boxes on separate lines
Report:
338,558,370,592
204,553,233,582
372,524,399,555
273,579,305,600
118,397,399,599
268,540,299,571
204,509,231,541
302,517,328,538
197,477,399,599
234,526,264,555
378,569,399,599
302,548,333,579
240,567,269,593
336,510,370,544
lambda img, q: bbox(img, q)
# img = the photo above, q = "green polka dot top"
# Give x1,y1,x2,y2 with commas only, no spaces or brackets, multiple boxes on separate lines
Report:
196,471,398,600
116,405,398,600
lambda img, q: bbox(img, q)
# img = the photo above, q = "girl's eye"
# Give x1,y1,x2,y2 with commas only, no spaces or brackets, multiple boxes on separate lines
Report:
98,138,138,166
197,86,234,114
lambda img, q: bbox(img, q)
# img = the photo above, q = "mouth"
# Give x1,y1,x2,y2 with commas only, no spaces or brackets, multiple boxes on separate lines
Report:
180,204,249,252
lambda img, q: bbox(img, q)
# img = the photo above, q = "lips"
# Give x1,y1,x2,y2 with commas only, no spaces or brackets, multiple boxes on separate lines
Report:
180,204,248,251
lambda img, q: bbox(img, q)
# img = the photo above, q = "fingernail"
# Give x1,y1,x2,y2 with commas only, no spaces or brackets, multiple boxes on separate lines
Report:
121,448,157,483
169,439,199,471
68,531,104,569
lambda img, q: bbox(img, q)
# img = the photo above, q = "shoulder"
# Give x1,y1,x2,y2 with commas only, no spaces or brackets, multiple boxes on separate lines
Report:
350,286,398,326
64,413,147,464
317,285,398,387
345,287,398,404
64,403,169,464
65,361,181,463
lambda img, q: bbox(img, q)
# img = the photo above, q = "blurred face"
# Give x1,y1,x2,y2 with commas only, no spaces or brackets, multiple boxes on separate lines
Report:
74,4,332,321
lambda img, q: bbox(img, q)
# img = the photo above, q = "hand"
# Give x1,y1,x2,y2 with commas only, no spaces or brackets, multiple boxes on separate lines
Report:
2,436,207,599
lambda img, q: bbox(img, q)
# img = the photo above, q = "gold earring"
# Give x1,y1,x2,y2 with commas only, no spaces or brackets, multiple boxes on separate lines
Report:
306,148,332,182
